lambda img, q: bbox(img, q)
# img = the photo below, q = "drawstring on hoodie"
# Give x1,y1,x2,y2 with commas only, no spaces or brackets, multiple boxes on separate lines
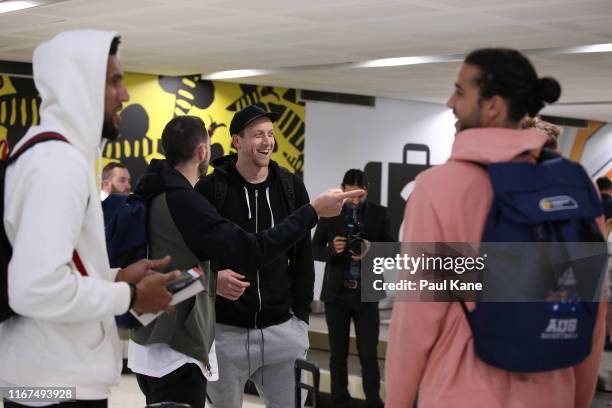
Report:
244,328,266,388
265,187,274,227
244,186,274,225
244,186,252,219
260,327,265,387
246,329,252,379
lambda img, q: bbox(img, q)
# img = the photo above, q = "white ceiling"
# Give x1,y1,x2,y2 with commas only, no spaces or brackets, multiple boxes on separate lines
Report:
1,0,612,121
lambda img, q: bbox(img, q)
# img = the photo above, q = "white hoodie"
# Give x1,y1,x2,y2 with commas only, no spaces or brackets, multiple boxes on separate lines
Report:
1,30,130,402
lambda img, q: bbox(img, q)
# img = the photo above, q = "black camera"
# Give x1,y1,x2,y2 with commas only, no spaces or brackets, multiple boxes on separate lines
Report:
344,209,364,255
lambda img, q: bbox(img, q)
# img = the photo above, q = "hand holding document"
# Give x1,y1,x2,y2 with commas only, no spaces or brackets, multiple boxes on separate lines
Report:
131,266,206,326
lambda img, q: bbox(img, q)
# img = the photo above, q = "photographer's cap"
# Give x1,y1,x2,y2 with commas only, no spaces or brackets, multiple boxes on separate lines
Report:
230,105,279,135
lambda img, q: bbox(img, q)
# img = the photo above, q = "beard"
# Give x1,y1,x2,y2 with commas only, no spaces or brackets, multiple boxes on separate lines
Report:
455,110,483,132
101,114,119,141
110,185,129,195
198,158,210,177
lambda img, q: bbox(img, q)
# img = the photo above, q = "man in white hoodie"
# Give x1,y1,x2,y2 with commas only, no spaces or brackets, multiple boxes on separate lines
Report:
1,31,177,408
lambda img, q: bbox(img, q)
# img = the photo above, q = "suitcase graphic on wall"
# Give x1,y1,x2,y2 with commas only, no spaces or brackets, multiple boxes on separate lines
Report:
364,143,431,239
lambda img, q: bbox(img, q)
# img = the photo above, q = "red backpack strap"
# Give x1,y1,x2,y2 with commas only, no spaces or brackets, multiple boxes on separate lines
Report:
7,133,84,277
7,132,68,164
72,250,88,277
5,132,84,276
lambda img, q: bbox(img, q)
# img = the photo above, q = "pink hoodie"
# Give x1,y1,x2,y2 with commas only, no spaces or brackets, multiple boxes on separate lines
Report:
385,128,606,408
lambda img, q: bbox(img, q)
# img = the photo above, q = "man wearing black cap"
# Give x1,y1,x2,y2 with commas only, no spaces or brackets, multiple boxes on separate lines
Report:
128,114,361,408
196,105,314,408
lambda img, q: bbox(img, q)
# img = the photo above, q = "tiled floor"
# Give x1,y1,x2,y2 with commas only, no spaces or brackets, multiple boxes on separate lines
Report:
108,375,145,408
2,315,612,407
0,375,266,408
308,310,391,341
108,375,265,408
4,373,612,407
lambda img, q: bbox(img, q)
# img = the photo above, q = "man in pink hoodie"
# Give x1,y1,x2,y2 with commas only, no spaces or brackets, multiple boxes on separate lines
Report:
385,48,606,408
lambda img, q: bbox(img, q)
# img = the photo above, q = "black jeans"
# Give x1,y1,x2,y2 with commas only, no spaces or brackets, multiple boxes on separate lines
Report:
136,363,207,408
3,400,106,408
325,287,383,408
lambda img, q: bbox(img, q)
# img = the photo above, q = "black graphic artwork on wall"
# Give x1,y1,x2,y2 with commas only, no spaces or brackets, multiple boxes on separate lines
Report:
159,75,226,160
0,75,41,158
226,85,306,177
159,75,215,117
207,117,227,163
103,103,160,182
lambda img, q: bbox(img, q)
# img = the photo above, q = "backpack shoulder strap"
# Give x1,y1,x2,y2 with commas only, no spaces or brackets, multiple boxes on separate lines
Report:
7,132,68,164
72,250,88,276
277,166,296,213
6,133,84,275
212,172,229,210
276,166,298,263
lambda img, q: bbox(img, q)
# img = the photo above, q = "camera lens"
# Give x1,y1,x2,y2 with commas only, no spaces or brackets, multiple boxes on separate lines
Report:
348,237,363,254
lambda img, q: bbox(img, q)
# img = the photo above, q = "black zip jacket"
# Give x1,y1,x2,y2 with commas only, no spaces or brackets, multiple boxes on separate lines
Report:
136,158,317,297
195,155,315,328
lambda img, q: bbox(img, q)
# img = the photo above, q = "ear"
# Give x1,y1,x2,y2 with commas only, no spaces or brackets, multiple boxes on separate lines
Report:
101,179,111,191
483,95,508,126
198,142,206,161
231,134,240,150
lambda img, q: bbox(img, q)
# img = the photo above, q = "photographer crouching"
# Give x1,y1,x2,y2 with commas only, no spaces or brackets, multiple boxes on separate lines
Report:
312,169,395,408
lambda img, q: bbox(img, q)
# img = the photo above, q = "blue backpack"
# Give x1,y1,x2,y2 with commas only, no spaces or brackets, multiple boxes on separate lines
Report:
102,193,148,328
462,152,608,372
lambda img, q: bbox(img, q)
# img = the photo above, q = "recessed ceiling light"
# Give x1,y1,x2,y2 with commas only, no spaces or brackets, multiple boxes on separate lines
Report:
201,42,612,79
351,54,463,69
557,43,612,55
0,0,64,14
201,69,278,80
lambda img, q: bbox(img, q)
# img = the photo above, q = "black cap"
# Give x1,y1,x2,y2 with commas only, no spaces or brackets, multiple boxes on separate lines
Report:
229,105,279,135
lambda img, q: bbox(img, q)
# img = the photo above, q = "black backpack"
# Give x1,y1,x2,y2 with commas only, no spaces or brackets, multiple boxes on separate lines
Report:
1,132,68,322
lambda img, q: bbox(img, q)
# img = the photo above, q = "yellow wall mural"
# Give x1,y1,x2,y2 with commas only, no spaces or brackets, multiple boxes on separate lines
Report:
1,73,305,182
0,75,41,160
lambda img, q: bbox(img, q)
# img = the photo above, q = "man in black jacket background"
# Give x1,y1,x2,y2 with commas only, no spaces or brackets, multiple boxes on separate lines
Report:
312,169,395,408
196,105,314,408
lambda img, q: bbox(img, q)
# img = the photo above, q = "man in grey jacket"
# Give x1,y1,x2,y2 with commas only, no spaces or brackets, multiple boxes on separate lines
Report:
129,115,362,408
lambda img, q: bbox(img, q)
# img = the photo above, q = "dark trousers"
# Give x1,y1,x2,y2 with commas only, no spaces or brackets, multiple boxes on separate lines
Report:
325,287,383,408
136,363,207,408
3,400,106,408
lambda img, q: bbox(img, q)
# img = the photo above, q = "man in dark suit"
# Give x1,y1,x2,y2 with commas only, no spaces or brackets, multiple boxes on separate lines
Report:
312,169,395,408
